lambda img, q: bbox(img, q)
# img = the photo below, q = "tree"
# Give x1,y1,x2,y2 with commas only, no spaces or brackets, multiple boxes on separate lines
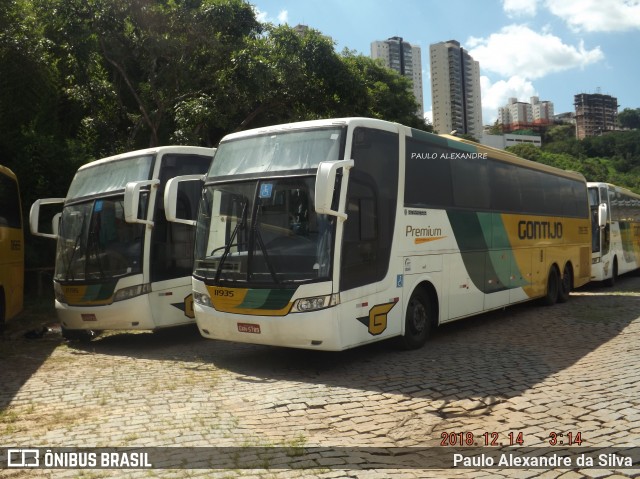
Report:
618,108,640,130
34,0,263,150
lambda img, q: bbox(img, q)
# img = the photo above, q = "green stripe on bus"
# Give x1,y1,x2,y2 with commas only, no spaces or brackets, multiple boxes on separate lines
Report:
238,289,294,310
447,210,527,293
84,282,116,301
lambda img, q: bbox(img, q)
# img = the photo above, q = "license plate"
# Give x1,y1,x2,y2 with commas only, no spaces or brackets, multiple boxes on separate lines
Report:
81,313,97,322
237,323,261,334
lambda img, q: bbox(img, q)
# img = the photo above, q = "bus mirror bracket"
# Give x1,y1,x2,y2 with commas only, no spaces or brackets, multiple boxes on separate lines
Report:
29,198,65,239
598,203,607,228
164,174,204,226
124,179,160,226
315,159,354,220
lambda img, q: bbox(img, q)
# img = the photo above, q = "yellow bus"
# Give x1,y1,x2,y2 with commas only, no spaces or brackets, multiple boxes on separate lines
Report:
166,118,592,351
0,164,24,325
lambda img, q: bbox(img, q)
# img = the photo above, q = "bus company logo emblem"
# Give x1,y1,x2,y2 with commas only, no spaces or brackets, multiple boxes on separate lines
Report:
357,302,396,336
7,449,39,467
405,225,446,245
184,294,195,318
517,220,563,240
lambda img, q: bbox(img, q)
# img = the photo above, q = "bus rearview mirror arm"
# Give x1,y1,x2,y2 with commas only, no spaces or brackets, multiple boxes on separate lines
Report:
124,179,160,226
315,159,354,220
29,198,65,239
164,174,204,226
598,203,608,228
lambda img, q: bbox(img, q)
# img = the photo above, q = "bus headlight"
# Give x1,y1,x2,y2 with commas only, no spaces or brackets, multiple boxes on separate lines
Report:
193,291,213,308
113,283,151,302
292,294,340,313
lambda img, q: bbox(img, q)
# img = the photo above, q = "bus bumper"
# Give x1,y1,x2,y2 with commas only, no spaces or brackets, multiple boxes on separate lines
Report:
194,304,342,351
56,295,156,331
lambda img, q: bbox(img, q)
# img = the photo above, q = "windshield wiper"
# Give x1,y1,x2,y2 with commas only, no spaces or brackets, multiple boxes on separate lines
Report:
247,198,279,284
214,198,248,283
64,213,87,281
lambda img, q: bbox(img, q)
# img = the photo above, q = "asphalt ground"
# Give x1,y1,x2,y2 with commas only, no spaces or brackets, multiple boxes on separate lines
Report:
1,276,640,478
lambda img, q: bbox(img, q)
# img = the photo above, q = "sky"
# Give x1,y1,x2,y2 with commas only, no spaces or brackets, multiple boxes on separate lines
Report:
250,0,640,125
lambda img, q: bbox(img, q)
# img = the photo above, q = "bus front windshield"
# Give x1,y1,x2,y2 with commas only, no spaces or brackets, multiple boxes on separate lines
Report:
54,155,153,282
194,127,344,285
194,178,335,285
54,197,145,282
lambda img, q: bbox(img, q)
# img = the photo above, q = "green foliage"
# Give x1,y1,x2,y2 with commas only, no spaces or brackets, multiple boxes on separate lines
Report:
508,129,640,194
1,0,430,269
618,108,640,129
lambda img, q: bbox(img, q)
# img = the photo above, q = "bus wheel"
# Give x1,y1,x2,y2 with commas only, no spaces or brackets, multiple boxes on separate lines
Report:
399,289,432,350
62,327,99,342
558,264,572,303
542,267,559,306
604,258,618,287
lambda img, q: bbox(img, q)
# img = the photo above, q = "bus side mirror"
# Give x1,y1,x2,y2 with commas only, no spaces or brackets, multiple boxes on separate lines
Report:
29,198,64,239
598,203,607,228
164,174,204,226
315,159,354,220
124,179,160,226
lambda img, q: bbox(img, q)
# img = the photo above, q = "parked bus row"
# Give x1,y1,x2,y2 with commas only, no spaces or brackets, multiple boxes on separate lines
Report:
16,117,640,349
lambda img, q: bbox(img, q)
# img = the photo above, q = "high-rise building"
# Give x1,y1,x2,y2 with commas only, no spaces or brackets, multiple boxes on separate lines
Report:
574,93,619,139
429,40,482,137
371,37,424,117
499,96,554,132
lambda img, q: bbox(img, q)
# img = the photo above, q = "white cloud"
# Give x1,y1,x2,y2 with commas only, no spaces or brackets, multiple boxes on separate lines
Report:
468,25,604,80
277,10,289,24
503,0,539,17
252,7,289,25
480,75,538,124
253,8,265,23
545,0,640,32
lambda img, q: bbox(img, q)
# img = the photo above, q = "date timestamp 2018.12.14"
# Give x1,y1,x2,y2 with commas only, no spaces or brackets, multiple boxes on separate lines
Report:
440,432,584,447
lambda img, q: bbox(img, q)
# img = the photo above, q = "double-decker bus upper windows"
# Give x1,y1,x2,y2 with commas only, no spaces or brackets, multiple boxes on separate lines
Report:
0,173,21,228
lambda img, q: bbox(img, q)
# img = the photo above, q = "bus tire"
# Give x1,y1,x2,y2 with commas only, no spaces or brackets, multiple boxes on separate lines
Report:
558,263,572,303
61,327,99,342
542,266,559,306
399,288,433,350
604,258,618,287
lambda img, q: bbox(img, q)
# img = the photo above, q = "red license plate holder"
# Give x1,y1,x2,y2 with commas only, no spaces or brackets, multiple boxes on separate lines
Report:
237,322,261,334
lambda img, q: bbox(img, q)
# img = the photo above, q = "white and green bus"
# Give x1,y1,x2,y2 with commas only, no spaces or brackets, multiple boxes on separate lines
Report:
30,146,214,340
588,182,640,285
166,118,592,351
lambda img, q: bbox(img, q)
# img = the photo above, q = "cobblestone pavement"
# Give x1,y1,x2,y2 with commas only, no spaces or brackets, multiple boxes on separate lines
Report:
2,277,640,478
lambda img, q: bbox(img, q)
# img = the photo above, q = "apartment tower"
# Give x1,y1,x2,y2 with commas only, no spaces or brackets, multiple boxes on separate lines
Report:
429,40,482,137
371,37,424,117
574,93,619,139
499,96,555,132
